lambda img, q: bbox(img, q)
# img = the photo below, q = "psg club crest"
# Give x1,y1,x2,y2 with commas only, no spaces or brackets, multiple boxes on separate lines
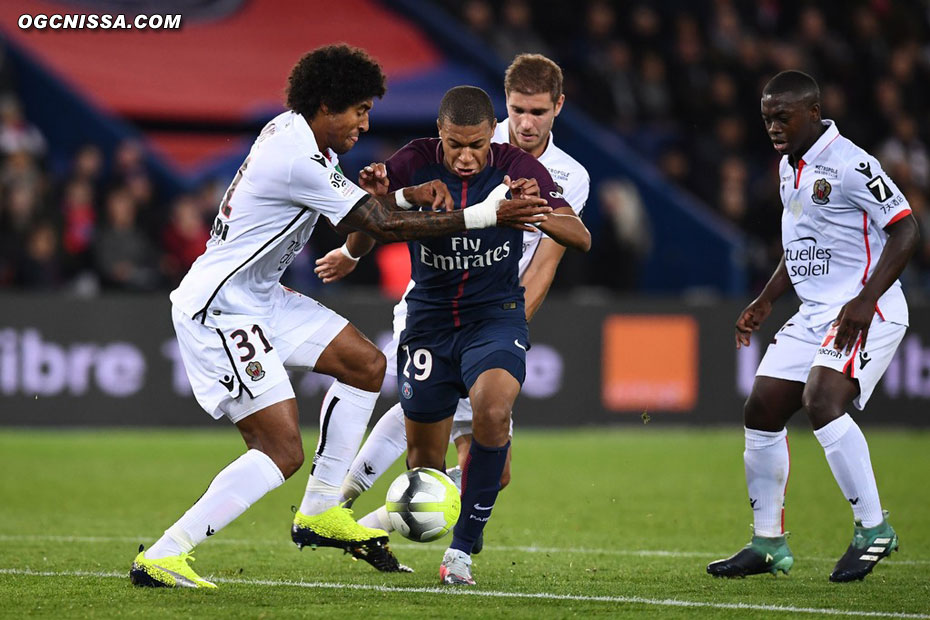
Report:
402,381,413,399
245,361,265,381
811,178,832,205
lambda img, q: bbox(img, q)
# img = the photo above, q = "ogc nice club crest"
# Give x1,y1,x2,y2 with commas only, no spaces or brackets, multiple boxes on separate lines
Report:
245,361,265,381
812,178,832,205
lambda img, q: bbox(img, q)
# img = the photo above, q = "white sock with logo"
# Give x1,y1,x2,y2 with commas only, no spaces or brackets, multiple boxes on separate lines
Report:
145,449,284,560
744,427,790,538
299,381,379,516
340,403,408,505
813,413,884,527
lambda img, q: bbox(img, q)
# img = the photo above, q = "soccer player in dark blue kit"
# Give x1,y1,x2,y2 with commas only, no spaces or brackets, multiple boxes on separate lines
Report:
378,86,589,585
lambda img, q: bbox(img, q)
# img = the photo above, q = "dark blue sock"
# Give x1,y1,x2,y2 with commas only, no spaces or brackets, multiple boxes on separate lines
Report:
450,438,509,554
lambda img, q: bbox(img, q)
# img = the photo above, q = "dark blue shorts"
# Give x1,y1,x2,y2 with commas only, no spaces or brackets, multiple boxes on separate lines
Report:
397,318,529,423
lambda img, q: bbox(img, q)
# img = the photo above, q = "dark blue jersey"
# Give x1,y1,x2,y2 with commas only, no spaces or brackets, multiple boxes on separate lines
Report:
386,138,569,332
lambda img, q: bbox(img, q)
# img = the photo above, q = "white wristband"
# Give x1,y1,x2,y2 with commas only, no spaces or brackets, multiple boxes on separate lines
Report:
394,188,413,210
463,201,498,229
463,182,510,229
339,243,360,262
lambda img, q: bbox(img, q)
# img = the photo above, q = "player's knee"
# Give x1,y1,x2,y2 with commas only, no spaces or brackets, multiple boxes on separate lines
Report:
742,392,784,430
353,348,385,392
742,393,766,426
280,445,304,479
265,439,304,479
801,388,842,427
368,349,387,388
474,406,510,445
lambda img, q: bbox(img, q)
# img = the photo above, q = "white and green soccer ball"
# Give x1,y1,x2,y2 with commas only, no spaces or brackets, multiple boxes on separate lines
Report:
385,467,461,542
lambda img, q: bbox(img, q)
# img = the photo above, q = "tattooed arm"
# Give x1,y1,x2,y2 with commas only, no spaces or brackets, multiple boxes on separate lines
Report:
340,189,550,243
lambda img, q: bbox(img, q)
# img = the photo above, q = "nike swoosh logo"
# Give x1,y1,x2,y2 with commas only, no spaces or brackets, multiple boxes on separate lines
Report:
473,503,494,511
513,340,526,351
151,564,198,588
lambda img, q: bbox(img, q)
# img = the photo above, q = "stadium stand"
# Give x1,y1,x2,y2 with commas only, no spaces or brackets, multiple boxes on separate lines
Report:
0,0,929,297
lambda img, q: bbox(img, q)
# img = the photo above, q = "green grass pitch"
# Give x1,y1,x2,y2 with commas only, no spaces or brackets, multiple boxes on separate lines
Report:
1,427,928,618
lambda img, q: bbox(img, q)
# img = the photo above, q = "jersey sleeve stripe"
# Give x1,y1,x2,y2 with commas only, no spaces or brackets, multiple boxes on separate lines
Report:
861,212,871,286
885,209,912,227
193,207,309,323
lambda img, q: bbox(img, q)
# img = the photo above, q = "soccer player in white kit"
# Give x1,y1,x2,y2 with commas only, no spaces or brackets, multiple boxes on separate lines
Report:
707,71,919,582
313,55,590,572
128,45,552,589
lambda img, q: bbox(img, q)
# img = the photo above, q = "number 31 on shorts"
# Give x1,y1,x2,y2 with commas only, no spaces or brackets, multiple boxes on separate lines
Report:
401,345,432,380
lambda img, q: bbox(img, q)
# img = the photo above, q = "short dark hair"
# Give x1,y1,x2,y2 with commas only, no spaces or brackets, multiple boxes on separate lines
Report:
504,53,563,104
763,70,820,104
437,86,496,127
286,44,386,118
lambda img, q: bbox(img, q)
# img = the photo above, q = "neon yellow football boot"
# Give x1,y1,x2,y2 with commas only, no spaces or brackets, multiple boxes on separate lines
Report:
129,545,217,588
292,505,408,571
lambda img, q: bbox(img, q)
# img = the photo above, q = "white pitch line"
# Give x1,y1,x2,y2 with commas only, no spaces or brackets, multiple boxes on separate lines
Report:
0,568,927,619
0,534,926,566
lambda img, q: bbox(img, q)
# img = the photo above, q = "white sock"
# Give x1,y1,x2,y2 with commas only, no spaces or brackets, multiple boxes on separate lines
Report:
744,427,790,537
299,381,379,515
358,505,394,532
340,403,408,504
813,413,884,527
146,449,284,559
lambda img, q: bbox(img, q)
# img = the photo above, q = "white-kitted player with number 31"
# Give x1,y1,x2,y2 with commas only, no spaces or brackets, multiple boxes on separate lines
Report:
128,44,551,589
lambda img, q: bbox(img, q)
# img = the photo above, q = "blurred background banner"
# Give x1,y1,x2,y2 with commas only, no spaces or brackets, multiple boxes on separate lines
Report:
1,295,928,426
1,1,929,425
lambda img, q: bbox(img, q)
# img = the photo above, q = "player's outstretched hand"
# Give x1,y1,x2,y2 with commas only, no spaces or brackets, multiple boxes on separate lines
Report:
359,163,390,196
504,175,541,199
314,247,358,284
496,196,551,232
410,179,454,211
734,297,772,349
832,293,874,354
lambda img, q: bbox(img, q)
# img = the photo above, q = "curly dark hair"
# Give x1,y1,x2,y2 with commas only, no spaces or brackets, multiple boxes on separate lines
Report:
286,44,386,118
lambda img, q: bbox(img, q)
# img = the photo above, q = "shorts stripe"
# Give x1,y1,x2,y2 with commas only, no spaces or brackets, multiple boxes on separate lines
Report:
842,336,863,378
216,329,254,399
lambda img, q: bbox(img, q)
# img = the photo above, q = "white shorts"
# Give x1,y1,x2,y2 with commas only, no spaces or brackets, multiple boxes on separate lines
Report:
756,311,906,410
383,326,511,440
173,286,348,423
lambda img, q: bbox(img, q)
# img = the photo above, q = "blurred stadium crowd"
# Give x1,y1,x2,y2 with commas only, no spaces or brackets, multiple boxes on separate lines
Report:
1,0,930,297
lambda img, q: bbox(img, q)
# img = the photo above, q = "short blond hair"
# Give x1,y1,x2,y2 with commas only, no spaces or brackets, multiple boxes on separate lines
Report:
504,54,563,104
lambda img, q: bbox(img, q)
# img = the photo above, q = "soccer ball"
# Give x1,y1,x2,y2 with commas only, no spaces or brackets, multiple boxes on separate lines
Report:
385,467,461,542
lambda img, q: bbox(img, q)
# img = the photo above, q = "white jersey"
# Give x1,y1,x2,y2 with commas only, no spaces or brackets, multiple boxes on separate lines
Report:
493,118,590,274
387,120,590,336
778,120,912,327
171,111,369,325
